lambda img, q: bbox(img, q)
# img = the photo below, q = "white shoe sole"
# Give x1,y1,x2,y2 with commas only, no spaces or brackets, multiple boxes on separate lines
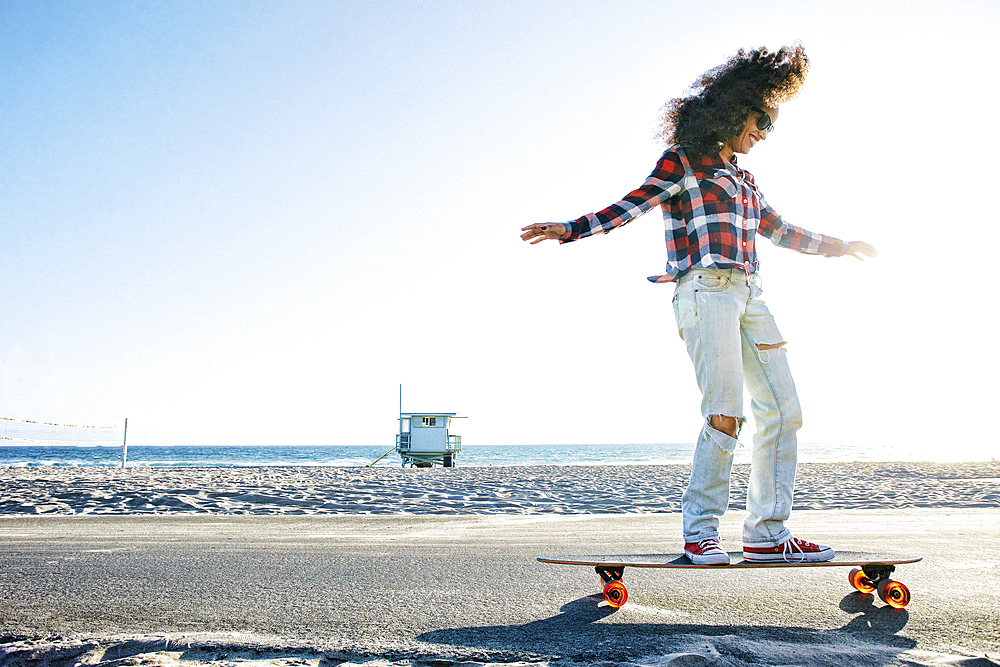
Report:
685,551,731,565
742,547,835,563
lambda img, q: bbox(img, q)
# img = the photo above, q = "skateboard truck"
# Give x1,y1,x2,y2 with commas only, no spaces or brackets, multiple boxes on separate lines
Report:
861,562,895,584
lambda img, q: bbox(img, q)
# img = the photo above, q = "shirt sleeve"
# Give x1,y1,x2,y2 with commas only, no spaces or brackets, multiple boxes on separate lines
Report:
757,198,848,257
559,150,688,243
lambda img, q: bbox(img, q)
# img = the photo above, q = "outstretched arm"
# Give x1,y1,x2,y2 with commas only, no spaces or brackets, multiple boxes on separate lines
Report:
519,149,688,246
520,223,567,244
758,207,880,263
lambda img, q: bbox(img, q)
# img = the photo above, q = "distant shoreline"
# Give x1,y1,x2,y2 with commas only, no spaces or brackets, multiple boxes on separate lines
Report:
4,442,992,468
1,460,997,516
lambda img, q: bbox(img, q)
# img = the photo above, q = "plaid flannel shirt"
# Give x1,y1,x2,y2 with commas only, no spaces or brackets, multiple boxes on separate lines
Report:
560,145,849,282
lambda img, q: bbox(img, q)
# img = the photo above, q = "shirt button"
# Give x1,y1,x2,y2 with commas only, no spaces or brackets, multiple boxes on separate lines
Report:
743,198,748,204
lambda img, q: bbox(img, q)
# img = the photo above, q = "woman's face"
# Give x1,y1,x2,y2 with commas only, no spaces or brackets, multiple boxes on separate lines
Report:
724,106,778,157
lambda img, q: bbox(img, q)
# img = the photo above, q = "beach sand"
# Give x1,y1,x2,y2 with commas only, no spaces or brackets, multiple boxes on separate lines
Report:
1,461,998,516
1,462,998,667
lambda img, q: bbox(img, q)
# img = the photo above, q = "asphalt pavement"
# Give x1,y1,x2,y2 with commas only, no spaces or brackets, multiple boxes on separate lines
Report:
0,509,997,665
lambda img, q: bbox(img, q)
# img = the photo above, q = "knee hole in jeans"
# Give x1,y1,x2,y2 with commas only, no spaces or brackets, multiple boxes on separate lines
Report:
710,414,744,439
754,341,786,365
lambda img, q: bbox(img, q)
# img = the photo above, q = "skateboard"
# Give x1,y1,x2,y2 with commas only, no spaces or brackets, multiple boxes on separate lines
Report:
538,552,922,609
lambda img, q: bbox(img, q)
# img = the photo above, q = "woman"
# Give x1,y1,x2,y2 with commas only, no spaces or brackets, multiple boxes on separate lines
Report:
520,43,876,565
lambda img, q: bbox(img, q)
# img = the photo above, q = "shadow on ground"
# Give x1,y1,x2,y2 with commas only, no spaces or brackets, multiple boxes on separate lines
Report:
417,592,917,665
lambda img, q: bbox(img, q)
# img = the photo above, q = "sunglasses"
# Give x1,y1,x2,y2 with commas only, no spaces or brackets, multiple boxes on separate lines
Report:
753,108,774,132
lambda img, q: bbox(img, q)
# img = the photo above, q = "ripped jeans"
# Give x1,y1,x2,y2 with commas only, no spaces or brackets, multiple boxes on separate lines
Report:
672,268,802,547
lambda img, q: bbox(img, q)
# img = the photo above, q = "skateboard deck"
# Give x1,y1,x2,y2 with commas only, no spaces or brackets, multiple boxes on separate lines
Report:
538,551,922,609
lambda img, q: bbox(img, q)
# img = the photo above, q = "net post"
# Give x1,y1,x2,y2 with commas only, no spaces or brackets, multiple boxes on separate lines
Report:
121,418,128,469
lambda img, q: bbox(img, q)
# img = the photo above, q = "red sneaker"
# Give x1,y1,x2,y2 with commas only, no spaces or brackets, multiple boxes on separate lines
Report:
743,536,834,563
684,538,731,565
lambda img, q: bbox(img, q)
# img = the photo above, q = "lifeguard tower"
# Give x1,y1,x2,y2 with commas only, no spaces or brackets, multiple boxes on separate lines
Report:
396,411,463,467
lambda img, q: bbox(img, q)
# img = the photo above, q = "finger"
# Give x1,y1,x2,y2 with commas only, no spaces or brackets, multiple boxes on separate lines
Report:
850,242,877,257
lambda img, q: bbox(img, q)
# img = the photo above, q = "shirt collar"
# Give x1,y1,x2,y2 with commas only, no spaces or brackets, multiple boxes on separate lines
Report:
690,152,728,169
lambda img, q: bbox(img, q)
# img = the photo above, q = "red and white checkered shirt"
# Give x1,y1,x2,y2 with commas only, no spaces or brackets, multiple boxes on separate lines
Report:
560,145,849,282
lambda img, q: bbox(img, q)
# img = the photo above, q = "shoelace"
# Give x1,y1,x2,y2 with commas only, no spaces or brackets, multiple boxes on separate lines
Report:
698,538,724,554
781,538,812,563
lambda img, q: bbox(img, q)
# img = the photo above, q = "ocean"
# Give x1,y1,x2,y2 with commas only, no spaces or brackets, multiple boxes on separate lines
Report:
0,440,937,468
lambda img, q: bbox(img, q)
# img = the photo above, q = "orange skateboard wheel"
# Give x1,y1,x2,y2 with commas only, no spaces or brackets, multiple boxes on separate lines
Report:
877,579,910,608
603,579,628,607
848,567,876,594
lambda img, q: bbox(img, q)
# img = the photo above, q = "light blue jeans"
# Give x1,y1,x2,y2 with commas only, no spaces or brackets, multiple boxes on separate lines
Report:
671,268,802,547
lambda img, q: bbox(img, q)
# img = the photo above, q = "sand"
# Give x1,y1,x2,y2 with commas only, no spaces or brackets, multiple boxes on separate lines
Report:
0,461,998,515
1,462,998,667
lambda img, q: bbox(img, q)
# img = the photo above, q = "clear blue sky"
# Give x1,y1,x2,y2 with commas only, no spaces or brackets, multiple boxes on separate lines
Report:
2,0,997,460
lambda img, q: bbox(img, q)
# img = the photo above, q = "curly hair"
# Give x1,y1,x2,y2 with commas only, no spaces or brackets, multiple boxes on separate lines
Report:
656,43,810,156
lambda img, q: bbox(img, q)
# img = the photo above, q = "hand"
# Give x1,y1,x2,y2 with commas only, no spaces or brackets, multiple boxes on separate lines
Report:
520,222,566,244
845,241,878,260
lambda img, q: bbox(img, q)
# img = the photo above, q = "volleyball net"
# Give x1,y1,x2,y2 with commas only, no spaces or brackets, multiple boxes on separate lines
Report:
0,416,124,445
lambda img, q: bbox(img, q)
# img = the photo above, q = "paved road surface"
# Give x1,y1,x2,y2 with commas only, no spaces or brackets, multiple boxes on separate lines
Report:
1,509,997,664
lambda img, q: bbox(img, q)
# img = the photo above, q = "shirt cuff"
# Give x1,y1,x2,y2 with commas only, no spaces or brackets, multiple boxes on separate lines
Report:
825,238,849,257
558,220,580,243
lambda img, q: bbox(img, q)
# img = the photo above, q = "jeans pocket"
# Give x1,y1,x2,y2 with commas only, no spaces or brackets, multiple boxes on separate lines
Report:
693,273,731,292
